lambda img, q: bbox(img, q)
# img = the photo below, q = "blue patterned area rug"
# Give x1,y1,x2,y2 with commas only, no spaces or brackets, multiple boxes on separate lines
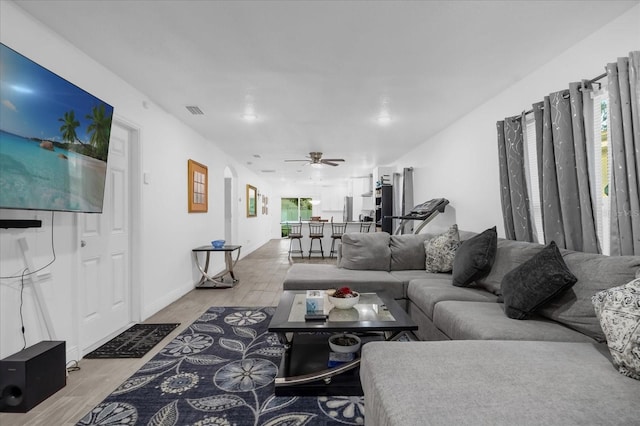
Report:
77,307,365,425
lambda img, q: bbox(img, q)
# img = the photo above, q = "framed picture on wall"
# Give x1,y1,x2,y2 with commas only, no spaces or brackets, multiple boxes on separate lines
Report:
247,184,257,217
188,159,208,213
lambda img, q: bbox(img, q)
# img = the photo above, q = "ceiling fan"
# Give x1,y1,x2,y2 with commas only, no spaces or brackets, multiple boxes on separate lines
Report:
284,152,345,167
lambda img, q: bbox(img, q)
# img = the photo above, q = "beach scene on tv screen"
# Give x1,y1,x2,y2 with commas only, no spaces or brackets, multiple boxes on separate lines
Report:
0,43,113,213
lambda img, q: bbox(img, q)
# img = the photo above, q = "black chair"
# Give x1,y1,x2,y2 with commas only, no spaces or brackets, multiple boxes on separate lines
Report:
359,222,372,232
329,222,347,258
287,222,304,259
308,222,325,258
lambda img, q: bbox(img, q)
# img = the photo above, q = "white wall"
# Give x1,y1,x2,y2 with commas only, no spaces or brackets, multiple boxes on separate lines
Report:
392,5,640,237
0,2,273,360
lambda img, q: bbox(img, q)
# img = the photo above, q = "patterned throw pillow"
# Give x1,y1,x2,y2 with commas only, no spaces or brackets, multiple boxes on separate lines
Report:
424,225,460,273
592,278,640,380
501,241,577,320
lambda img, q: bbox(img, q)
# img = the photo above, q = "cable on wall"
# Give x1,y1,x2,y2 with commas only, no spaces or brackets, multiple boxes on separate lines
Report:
0,211,56,279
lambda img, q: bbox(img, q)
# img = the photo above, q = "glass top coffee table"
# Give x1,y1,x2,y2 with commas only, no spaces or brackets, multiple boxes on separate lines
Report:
268,290,417,396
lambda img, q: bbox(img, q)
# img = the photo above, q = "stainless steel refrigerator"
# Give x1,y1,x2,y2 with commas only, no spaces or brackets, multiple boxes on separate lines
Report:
343,196,353,222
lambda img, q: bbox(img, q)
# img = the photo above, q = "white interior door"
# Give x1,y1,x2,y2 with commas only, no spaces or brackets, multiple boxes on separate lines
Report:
78,122,132,352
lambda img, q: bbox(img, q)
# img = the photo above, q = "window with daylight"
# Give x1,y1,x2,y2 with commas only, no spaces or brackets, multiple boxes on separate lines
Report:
524,113,544,244
280,197,313,236
592,88,610,255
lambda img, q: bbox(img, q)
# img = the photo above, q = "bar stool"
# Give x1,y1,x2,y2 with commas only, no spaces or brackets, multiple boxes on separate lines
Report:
359,222,372,232
287,222,304,259
308,222,325,258
329,222,347,258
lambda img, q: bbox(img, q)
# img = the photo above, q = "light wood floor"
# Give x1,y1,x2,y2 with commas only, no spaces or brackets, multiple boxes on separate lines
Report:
1,238,334,426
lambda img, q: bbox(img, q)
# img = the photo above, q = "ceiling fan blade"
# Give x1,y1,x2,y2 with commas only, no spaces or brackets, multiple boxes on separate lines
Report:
321,158,345,162
322,160,340,166
284,159,309,162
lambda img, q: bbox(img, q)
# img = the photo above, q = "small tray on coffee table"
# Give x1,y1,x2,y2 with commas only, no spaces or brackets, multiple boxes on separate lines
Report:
268,291,417,396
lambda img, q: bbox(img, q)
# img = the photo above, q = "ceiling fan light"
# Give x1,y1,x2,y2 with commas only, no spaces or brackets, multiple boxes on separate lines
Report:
311,162,323,169
242,112,258,121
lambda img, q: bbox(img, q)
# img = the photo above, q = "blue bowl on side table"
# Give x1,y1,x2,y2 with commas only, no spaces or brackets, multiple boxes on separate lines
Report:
211,240,225,249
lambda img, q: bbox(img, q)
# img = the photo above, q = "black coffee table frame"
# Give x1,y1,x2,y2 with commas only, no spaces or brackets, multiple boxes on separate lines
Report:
268,291,417,396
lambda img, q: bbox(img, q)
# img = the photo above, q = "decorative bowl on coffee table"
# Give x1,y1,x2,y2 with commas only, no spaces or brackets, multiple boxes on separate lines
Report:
327,291,360,309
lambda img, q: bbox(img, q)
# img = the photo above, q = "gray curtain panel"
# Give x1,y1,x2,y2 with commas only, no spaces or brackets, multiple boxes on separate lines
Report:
496,115,534,242
533,85,599,253
402,167,414,234
607,51,640,256
569,82,600,254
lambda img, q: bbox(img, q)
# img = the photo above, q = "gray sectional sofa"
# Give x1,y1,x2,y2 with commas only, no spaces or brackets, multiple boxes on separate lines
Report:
282,230,640,425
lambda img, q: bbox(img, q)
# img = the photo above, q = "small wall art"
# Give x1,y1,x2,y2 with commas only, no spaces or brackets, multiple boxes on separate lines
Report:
247,184,257,217
188,159,208,213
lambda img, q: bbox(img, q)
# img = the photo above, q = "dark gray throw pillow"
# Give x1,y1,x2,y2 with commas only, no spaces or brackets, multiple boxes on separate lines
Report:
501,241,577,320
452,226,497,287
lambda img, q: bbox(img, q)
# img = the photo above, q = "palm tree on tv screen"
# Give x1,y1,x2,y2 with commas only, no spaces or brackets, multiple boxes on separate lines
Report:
86,103,112,161
58,110,81,144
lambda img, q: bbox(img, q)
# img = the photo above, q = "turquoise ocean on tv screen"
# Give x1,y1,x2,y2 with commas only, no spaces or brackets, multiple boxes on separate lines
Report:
0,130,107,212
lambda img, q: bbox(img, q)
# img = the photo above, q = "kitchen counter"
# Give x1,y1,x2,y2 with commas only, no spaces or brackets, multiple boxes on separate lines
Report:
281,221,374,258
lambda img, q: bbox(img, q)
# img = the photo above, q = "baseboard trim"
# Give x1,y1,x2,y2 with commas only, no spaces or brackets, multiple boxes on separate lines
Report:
142,280,193,320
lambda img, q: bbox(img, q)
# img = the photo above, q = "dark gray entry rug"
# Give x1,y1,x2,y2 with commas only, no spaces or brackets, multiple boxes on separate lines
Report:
84,323,180,358
76,307,365,425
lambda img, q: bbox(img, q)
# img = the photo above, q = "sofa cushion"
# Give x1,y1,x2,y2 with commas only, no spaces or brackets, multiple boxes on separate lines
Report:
388,270,448,286
476,238,545,295
592,277,640,380
423,224,460,273
501,241,577,320
361,341,639,426
433,301,594,342
538,252,640,343
338,232,391,271
452,226,497,287
283,264,406,300
389,233,432,270
408,281,498,319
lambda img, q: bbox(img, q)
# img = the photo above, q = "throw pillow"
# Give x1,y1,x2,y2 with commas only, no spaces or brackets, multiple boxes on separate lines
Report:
592,278,640,381
452,226,497,287
389,234,432,270
501,241,577,320
424,225,460,273
338,232,391,271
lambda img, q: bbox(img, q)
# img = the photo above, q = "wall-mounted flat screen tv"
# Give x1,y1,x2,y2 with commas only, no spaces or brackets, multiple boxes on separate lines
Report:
0,42,114,213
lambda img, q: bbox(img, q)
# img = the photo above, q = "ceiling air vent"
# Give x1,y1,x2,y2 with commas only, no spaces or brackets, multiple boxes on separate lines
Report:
186,105,204,115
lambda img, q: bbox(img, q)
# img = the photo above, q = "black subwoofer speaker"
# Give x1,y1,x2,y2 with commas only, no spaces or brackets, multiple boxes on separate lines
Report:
0,341,66,413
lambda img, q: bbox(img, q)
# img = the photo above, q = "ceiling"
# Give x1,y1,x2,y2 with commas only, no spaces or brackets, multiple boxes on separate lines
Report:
13,0,639,185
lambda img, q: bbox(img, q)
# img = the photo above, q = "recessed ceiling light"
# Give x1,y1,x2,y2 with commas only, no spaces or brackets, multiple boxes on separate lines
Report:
377,96,392,125
377,113,392,125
